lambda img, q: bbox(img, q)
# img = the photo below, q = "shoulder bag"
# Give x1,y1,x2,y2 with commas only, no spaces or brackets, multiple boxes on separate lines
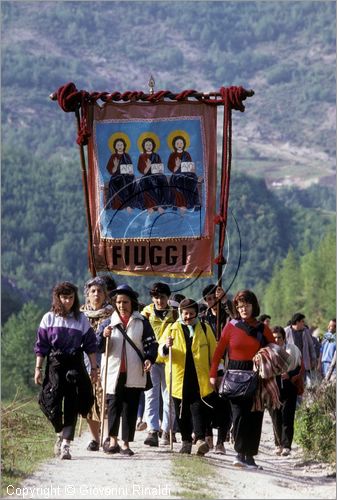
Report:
218,369,258,401
218,321,264,401
115,324,153,391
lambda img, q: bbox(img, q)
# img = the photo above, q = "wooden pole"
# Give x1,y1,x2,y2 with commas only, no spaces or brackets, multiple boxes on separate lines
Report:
100,337,109,447
74,106,96,277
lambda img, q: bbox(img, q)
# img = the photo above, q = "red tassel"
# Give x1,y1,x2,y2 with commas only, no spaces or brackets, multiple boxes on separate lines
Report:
214,255,226,265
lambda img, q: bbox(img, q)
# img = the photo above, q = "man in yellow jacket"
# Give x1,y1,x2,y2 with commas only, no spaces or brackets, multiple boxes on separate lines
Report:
142,282,178,447
158,298,217,455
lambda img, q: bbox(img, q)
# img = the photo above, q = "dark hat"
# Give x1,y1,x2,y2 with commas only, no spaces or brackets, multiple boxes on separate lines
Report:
150,282,171,297
179,298,199,314
111,284,139,301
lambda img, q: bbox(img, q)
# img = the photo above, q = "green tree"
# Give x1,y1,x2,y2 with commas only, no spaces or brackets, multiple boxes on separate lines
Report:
1,302,44,399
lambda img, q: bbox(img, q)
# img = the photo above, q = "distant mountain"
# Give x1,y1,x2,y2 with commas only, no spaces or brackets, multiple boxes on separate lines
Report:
2,1,336,187
1,1,335,314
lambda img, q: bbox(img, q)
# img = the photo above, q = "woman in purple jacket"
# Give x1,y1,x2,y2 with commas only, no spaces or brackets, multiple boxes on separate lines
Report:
34,281,97,460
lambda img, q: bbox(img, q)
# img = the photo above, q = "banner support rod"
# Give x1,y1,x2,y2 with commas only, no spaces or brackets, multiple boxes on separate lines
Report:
75,106,96,277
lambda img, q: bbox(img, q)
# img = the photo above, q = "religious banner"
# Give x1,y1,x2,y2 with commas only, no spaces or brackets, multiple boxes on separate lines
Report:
87,101,217,277
52,83,253,280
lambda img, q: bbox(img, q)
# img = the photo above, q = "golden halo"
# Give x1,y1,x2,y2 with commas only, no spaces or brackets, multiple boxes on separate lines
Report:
137,131,160,152
108,132,131,153
167,129,191,151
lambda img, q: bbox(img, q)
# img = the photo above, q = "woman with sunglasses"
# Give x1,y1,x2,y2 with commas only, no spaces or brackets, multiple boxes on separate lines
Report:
210,289,275,469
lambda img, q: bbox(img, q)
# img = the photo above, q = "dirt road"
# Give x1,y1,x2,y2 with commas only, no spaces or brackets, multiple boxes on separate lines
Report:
6,414,335,499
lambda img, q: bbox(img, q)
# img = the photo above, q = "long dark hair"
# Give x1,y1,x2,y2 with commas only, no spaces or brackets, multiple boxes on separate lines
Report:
51,281,80,320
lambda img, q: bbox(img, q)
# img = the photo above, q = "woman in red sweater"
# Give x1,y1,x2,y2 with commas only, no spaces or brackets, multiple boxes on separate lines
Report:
210,289,275,469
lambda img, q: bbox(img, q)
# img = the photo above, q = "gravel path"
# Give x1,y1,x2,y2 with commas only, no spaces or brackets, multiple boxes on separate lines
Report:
7,414,335,499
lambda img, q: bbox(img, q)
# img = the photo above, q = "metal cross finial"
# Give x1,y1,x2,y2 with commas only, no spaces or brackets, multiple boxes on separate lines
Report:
148,75,155,95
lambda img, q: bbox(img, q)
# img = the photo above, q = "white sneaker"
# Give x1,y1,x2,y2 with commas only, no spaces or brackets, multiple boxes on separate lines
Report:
60,444,72,460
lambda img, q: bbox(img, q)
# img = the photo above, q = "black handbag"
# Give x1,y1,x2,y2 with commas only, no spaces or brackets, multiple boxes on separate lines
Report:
218,369,258,401
115,324,153,391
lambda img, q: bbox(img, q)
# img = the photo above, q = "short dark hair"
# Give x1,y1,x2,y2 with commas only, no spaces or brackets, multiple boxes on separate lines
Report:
51,281,80,320
233,289,260,319
150,282,171,297
271,325,286,340
202,284,217,300
290,313,305,325
170,293,185,303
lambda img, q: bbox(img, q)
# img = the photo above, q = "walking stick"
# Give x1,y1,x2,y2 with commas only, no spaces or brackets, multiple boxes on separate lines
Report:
100,336,109,447
78,416,83,437
169,345,173,451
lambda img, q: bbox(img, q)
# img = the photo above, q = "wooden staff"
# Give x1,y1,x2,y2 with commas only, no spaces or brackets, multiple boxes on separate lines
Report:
169,345,173,451
100,336,109,447
78,416,83,437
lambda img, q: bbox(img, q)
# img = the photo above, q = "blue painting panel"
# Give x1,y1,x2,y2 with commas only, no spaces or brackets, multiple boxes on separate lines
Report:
94,117,206,240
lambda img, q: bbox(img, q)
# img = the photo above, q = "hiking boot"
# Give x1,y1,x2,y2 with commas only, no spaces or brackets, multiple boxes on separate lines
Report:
215,443,226,455
160,432,170,445
245,455,262,469
233,453,247,467
195,439,210,456
281,448,291,456
54,434,62,457
60,444,71,460
119,447,134,456
205,436,214,450
104,444,120,454
144,431,159,447
87,440,99,451
179,441,192,454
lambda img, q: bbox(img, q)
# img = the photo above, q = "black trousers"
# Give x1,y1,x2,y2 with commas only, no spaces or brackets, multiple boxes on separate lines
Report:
49,381,79,441
106,373,142,443
173,396,209,442
269,379,298,449
230,397,264,457
205,393,232,443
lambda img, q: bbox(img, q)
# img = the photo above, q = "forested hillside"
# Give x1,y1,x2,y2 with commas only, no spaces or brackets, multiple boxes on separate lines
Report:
2,2,336,183
1,1,336,327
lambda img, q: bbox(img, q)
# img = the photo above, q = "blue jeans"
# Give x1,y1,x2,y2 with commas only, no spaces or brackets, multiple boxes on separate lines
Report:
144,363,175,433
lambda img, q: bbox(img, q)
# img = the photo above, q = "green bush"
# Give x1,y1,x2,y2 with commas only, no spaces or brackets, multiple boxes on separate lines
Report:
294,382,336,464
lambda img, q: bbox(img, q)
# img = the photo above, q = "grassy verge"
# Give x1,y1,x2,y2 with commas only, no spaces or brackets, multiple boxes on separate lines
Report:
1,394,56,497
294,380,336,464
171,454,220,499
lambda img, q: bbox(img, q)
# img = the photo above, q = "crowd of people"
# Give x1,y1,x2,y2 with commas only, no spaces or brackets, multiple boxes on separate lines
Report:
34,277,336,467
